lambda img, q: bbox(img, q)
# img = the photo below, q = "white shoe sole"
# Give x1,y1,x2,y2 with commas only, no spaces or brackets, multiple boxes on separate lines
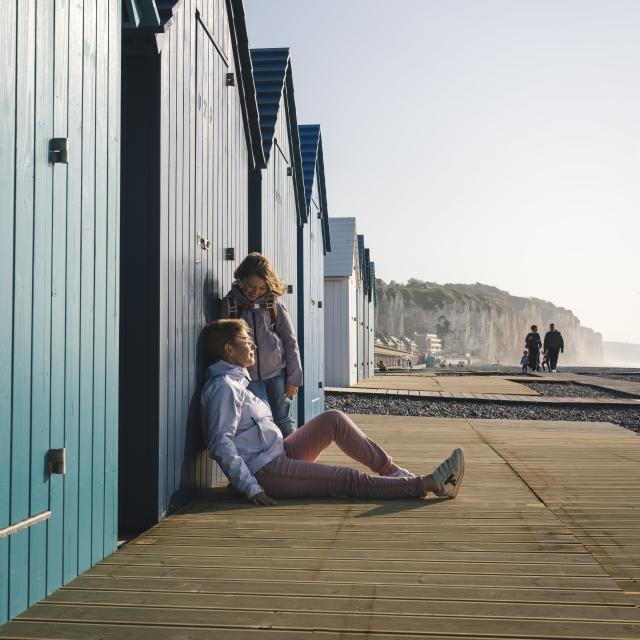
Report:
449,448,465,498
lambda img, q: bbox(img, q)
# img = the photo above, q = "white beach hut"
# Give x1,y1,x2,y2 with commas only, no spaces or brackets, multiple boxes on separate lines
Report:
324,218,361,387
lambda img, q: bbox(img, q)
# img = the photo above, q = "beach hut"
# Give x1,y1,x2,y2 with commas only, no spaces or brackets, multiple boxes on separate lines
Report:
298,125,332,423
366,251,376,377
119,0,264,529
0,0,121,624
324,218,361,388
248,47,306,425
356,235,368,380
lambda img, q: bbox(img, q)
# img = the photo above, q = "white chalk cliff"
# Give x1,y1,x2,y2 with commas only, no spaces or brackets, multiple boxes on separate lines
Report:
375,280,604,365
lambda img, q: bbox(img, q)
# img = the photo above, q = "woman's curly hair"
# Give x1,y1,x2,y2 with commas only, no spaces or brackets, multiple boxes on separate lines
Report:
234,252,286,297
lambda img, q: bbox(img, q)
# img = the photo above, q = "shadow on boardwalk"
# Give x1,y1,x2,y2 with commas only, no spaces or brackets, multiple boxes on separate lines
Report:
2,415,640,639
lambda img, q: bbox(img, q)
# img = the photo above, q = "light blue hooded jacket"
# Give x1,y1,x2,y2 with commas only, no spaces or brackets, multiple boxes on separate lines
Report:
201,360,285,498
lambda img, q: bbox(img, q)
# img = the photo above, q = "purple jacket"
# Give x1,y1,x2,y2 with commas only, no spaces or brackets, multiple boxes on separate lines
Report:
220,282,303,386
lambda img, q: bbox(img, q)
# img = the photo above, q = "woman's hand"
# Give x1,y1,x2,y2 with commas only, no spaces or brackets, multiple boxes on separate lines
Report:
249,491,277,506
285,383,298,399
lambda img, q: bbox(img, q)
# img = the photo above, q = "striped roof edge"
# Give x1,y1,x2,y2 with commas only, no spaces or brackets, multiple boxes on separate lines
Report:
364,248,373,299
370,261,377,304
357,235,367,292
123,0,266,171
251,47,306,224
299,124,331,253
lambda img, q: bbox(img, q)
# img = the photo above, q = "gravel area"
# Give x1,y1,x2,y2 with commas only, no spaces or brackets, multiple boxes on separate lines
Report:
520,381,623,399
576,372,640,383
326,393,640,434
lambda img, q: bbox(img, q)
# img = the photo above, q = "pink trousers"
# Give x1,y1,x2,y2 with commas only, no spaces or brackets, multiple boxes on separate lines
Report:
255,410,426,499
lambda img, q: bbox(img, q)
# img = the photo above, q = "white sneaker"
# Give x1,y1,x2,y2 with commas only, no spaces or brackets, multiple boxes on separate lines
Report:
387,466,415,478
432,448,465,498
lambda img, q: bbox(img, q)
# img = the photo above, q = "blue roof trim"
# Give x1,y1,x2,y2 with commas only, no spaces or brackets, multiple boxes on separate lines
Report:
299,124,331,253
357,235,366,291
370,262,377,304
251,47,306,223
250,48,289,163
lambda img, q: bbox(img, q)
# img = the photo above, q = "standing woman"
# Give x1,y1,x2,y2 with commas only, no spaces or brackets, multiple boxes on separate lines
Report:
525,324,542,372
201,319,465,505
219,253,302,437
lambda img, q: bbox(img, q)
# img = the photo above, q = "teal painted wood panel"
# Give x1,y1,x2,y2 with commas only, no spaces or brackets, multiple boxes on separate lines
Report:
0,0,120,626
0,0,17,621
62,0,84,585
10,0,37,618
47,0,70,594
91,0,109,566
104,0,121,557
77,0,97,576
28,0,55,606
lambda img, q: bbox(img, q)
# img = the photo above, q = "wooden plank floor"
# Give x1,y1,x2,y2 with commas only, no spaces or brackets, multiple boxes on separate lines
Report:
2,416,640,639
352,374,539,395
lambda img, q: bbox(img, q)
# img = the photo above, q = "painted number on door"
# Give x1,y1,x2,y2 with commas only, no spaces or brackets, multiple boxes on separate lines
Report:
197,93,213,122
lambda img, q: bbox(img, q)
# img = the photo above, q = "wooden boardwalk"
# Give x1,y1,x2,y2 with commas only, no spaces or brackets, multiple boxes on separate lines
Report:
351,374,540,395
329,374,640,406
2,416,640,638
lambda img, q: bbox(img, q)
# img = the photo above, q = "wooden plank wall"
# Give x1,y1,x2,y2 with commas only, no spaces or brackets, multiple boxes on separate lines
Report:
0,0,120,625
324,279,352,388
368,298,375,376
120,0,248,529
256,92,300,424
298,174,326,423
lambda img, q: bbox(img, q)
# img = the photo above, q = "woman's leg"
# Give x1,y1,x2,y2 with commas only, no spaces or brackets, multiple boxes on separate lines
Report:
283,409,396,476
256,453,427,499
265,373,296,437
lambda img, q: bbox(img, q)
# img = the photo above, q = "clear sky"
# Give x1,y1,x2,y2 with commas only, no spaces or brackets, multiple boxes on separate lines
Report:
245,0,640,344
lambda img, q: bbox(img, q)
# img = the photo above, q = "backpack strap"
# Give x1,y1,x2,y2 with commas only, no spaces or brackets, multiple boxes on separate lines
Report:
226,294,239,319
264,295,277,325
227,293,277,324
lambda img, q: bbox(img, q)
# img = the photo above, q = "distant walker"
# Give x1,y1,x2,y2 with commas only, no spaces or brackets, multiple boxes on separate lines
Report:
543,323,564,373
524,325,542,372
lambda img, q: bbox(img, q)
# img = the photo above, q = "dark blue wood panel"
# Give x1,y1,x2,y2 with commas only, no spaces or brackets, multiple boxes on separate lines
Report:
120,0,251,527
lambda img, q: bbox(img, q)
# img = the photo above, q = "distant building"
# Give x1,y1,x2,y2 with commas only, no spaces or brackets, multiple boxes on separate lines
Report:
414,332,443,359
374,334,418,368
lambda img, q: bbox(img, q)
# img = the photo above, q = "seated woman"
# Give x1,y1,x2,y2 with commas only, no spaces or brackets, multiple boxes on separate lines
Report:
201,319,465,505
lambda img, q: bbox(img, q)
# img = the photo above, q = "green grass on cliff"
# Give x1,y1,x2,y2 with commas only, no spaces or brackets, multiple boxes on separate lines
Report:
377,279,503,313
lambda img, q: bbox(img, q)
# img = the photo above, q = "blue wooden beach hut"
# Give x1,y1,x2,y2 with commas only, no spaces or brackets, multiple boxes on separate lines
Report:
119,0,265,529
298,125,332,423
248,48,306,425
0,0,121,624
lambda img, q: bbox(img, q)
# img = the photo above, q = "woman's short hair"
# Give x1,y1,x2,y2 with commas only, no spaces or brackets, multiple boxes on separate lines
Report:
203,319,249,364
531,325,537,331
234,252,286,297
